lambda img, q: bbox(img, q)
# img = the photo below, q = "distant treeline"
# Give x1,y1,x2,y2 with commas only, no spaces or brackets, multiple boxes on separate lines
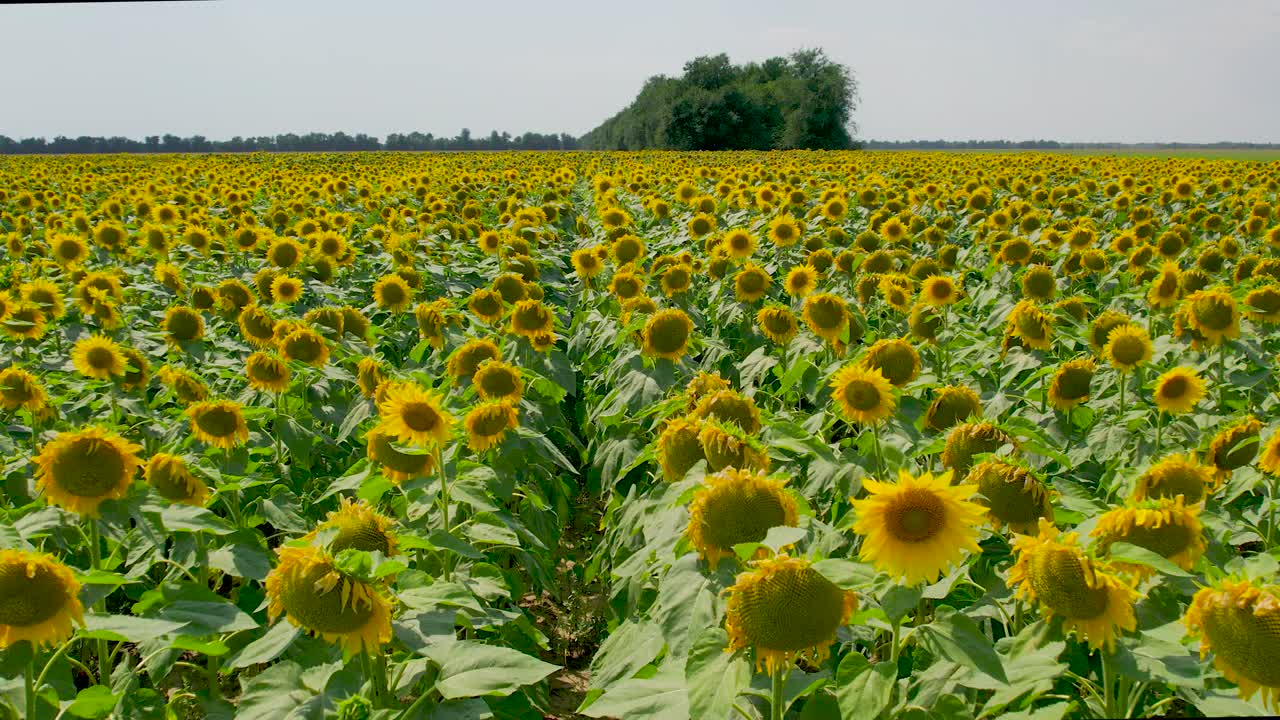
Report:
0,129,581,155
580,49,858,151
863,139,1280,150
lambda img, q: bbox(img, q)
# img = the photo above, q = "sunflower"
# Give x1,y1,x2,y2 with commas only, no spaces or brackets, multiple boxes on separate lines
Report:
157,364,209,405
1021,265,1058,302
377,381,453,447
783,266,818,298
492,273,528,304
49,234,89,266
265,545,392,655
1262,432,1280,477
163,305,205,345
691,390,762,434
509,299,555,339
0,549,85,649
1088,310,1132,355
21,278,66,320
641,309,694,361
307,497,398,556
472,359,524,403
860,338,919,387
967,458,1053,533
571,247,604,280
660,264,693,297
1006,300,1052,351
1105,324,1153,373
756,305,798,345
852,469,985,585
684,372,731,410
879,275,916,313
1183,288,1240,345
447,338,501,381
0,366,49,414
734,264,772,303
1132,453,1217,503
1092,496,1204,577
144,453,210,506
722,228,757,260
464,401,519,452
414,301,448,348
609,271,645,301
271,275,304,306
767,215,803,247
2,302,47,341
724,555,857,674
365,425,435,483
698,420,769,474
467,289,505,324
476,230,502,255
1244,285,1280,324
186,400,250,450
1152,366,1205,414
279,327,330,367
1207,417,1262,478
829,364,895,425
941,421,1018,478
1184,579,1280,711
686,469,799,570
925,385,982,431
921,275,960,306
1146,262,1182,309
803,293,849,343
1048,358,1096,411
33,426,142,517
246,352,291,393
71,334,127,380
1008,519,1139,651
373,274,413,313
657,417,707,481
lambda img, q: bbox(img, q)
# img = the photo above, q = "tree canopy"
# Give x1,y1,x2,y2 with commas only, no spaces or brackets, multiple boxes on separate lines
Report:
580,49,858,151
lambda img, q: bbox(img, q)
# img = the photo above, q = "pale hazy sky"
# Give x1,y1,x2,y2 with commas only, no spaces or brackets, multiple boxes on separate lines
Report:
2,0,1277,143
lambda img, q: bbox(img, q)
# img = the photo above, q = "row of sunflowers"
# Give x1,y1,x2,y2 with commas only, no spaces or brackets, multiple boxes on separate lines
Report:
1,149,1279,719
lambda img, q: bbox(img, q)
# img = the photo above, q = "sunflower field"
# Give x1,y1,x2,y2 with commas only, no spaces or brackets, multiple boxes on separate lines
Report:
1,151,1279,720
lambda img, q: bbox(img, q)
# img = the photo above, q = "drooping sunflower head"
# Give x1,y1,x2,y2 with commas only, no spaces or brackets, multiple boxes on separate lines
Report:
1048,358,1096,412
941,421,1018,478
365,425,435,484
698,420,770,474
641,308,694,361
447,338,501,382
1183,578,1280,711
1006,300,1052,351
657,417,707,481
468,288,506,324
683,371,732,411
185,400,250,450
265,545,392,655
1207,416,1262,478
246,352,291,393
71,334,127,380
1105,324,1153,373
279,327,331,367
829,363,895,425
756,305,798,345
0,366,49,413
34,426,142,517
1152,366,1205,414
734,264,772,303
852,469,986,585
1091,496,1205,578
803,292,849,343
925,385,982,431
464,401,519,452
1088,310,1132,355
967,457,1053,533
1008,519,1139,652
724,555,857,674
691,390,761,435
860,337,919,387
472,359,524,403
377,381,454,448
144,453,210,506
1133,453,1217,503
0,549,85,649
1184,288,1240,345
308,497,399,557
510,299,555,339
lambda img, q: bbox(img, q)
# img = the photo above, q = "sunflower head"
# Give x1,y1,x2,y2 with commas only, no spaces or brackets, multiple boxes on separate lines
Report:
686,469,799,568
1184,288,1240,345
1184,578,1280,711
803,293,849,343
683,371,732,412
365,425,435,484
657,417,707,481
860,338,919,387
0,549,85,649
246,352,291,393
698,420,769,474
1088,310,1132,355
942,421,1018,478
1021,265,1058,301
724,555,857,674
144,453,210,506
967,458,1053,533
784,266,818,298
0,366,49,414
308,497,399,556
34,426,142,517
373,274,413,313
1151,366,1205,414
377,381,454,448
510,299,555,339
185,400,250,450
852,469,986,585
1007,300,1052,351
1091,496,1204,578
464,401,519,452
1105,324,1153,373
734,264,772,303
472,359,523,403
266,545,392,655
1207,417,1262,477
921,275,960,306
925,385,982,431
641,309,694,361
1008,519,1139,651
829,364,895,425
1048,358,1096,412
280,327,331,367
467,289,506,324
71,334,127,380
691,390,761,434
756,305,798,345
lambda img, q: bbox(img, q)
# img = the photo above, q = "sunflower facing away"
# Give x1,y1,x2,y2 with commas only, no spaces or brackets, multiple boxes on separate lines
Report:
967,458,1054,533
852,469,986,585
306,497,399,556
1184,578,1280,711
1048,358,1095,412
686,468,799,569
186,399,250,450
724,555,857,674
829,364,895,425
144,453,210,506
377,381,454,448
1008,519,1139,651
265,545,392,655
0,549,85,649
34,426,142,516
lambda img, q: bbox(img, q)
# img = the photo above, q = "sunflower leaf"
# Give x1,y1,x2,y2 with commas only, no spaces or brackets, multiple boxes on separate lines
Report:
915,606,1008,684
1106,542,1193,577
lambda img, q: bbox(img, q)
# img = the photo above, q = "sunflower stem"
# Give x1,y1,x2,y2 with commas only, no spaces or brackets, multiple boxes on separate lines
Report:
87,519,110,685
25,654,36,720
1154,411,1164,455
1100,650,1116,719
274,389,285,469
769,664,786,720
1267,473,1279,549
871,424,885,481
1216,342,1227,411
207,653,220,700
436,447,453,581
1118,372,1126,420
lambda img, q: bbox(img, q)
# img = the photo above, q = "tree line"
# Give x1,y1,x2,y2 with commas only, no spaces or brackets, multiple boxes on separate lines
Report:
0,129,581,155
580,49,859,152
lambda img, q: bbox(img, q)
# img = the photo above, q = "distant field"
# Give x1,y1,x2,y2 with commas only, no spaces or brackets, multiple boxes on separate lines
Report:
1057,147,1280,161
